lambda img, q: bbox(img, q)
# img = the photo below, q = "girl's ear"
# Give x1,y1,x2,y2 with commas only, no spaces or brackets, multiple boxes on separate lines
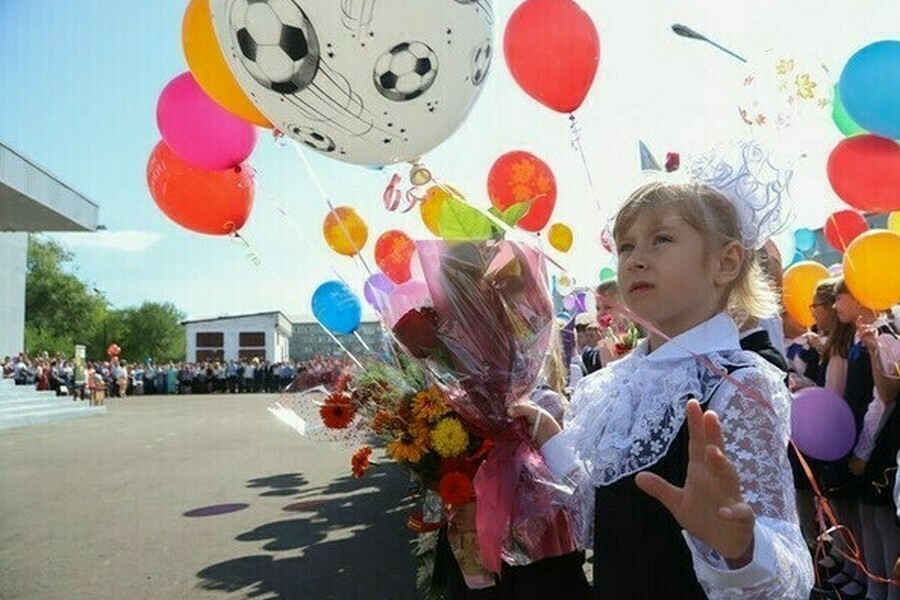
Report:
713,241,744,288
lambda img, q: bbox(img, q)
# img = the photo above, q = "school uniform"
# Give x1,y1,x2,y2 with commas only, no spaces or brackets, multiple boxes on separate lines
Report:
542,313,814,599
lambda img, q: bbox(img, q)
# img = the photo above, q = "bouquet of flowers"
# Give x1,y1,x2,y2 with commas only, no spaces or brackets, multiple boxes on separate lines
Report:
598,313,642,357
273,357,489,508
389,240,578,575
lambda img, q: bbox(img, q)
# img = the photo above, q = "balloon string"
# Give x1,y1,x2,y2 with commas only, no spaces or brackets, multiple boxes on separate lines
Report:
354,331,373,353
292,141,375,278
228,227,263,267
314,317,364,369
605,294,898,586
568,113,603,218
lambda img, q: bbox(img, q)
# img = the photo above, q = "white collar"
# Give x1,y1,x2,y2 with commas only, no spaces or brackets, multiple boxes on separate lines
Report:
638,312,741,362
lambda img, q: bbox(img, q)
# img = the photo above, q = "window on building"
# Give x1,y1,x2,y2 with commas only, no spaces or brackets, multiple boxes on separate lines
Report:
240,332,265,347
196,332,224,347
196,349,225,362
238,348,266,360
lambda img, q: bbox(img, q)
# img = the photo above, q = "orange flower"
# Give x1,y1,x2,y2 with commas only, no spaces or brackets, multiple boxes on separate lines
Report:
320,393,355,429
387,432,428,464
412,388,451,422
351,446,373,478
371,409,395,435
438,471,474,506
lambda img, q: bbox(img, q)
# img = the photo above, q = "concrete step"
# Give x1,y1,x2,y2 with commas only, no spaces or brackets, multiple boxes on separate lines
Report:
0,405,106,431
0,399,92,416
0,392,66,404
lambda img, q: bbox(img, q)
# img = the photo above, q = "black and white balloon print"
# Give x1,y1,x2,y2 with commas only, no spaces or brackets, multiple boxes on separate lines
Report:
212,0,494,166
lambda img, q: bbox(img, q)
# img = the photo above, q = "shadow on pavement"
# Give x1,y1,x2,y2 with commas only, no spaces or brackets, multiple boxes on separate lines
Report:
195,465,418,599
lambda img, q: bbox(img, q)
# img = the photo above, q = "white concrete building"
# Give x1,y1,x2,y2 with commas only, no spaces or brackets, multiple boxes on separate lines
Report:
0,142,99,357
183,311,293,363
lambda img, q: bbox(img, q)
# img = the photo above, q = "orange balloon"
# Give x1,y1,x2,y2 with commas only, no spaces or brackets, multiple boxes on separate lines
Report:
375,230,416,284
323,206,368,256
147,141,254,235
420,185,463,237
782,261,830,328
842,229,900,310
182,0,271,128
548,223,573,252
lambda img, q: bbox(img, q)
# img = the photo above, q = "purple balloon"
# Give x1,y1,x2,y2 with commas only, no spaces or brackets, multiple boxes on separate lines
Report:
791,387,857,461
563,295,577,311
364,273,395,312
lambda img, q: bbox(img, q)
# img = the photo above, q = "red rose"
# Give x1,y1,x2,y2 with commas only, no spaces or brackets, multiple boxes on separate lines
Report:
392,307,440,359
438,471,474,506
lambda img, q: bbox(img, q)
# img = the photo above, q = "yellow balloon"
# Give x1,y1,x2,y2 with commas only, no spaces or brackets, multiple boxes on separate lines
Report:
182,0,272,128
420,185,463,237
782,261,830,328
842,229,900,310
548,223,573,252
888,212,900,234
323,207,368,256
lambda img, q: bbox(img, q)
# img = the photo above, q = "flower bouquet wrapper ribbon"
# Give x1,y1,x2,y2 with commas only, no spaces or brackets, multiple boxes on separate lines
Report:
415,239,579,573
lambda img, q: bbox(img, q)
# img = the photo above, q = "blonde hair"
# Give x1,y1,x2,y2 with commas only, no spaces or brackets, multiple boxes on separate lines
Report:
612,181,779,327
541,322,569,396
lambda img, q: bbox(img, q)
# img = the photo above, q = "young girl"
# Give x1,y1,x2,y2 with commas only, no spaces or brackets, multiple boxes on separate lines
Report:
510,181,814,598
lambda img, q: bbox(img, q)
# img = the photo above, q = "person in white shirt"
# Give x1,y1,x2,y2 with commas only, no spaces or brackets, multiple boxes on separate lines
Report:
510,180,814,598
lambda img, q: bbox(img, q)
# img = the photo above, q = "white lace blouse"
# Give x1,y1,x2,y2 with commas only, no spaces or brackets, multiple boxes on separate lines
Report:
541,313,814,599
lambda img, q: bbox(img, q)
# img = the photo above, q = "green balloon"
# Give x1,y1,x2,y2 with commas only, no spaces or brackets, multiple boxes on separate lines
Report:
599,267,616,282
831,84,867,137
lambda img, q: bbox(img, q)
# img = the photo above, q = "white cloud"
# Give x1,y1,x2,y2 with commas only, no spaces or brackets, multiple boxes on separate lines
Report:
47,230,163,253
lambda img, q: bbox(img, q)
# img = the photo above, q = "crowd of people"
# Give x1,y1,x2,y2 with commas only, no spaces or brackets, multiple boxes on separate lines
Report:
1,353,355,399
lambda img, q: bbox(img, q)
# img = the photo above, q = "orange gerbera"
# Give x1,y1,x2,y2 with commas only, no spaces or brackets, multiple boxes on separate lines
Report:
411,388,451,422
386,432,429,464
320,393,355,429
438,471,474,506
371,409,395,435
351,446,373,479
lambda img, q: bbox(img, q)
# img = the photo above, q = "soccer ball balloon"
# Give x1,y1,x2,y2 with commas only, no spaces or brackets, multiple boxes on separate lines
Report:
212,0,494,166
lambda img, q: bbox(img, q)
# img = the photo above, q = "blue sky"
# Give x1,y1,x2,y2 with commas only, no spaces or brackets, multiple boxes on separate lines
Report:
2,0,898,321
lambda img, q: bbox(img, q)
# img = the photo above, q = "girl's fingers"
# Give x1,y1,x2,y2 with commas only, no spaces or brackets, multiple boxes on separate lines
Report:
703,409,726,453
635,471,682,515
507,402,536,422
685,399,707,463
706,444,743,501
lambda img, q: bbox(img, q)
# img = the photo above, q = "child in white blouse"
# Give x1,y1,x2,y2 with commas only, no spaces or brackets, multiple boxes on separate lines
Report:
510,181,814,599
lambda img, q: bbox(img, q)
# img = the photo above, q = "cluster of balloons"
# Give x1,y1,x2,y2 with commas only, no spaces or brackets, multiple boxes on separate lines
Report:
828,41,900,214
782,228,900,329
146,0,262,236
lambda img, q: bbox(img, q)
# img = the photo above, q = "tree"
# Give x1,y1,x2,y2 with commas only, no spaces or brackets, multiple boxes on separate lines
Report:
114,302,186,363
25,236,186,361
24,236,105,357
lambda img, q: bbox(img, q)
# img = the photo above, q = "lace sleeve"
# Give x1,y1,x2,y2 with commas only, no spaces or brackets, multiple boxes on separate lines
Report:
690,365,814,599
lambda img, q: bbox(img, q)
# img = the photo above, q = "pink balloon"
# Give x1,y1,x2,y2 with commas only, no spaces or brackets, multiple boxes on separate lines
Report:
387,280,430,328
156,72,257,170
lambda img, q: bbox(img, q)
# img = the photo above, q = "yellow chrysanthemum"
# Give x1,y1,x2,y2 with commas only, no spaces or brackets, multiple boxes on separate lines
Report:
412,388,451,422
430,418,469,458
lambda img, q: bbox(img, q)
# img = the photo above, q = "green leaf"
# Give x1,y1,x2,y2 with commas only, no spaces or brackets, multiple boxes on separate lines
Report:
438,197,494,241
499,201,532,228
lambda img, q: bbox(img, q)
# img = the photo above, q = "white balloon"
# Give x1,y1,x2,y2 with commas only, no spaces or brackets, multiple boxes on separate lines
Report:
211,0,494,166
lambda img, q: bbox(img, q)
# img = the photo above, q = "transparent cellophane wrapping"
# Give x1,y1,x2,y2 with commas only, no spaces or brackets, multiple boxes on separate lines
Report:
390,239,579,571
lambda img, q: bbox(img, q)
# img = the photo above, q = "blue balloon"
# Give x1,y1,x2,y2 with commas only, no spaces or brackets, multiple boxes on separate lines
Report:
793,228,816,252
839,41,900,140
311,281,362,335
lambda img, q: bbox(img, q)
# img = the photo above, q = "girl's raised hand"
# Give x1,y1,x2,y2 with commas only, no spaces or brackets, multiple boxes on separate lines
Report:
635,399,756,567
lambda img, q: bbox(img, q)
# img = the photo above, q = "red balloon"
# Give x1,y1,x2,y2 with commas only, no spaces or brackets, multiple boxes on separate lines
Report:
147,141,254,235
375,230,415,284
504,0,600,113
824,210,868,252
827,135,900,212
487,151,557,232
